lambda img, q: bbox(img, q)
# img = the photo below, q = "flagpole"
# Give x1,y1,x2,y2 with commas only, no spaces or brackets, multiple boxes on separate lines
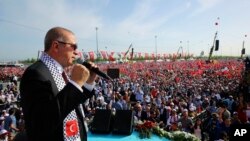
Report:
37,50,40,60
155,35,157,61
95,27,99,61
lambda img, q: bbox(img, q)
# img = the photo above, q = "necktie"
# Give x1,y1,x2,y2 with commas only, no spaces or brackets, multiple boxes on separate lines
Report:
62,71,69,83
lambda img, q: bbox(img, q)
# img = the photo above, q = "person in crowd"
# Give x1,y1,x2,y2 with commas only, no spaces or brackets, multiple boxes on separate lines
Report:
166,109,179,131
160,106,171,128
108,93,116,107
0,129,8,141
133,103,143,121
117,93,128,110
192,118,204,141
3,108,19,140
134,85,144,102
147,110,159,123
141,104,151,121
220,118,231,137
215,131,229,141
224,95,234,114
111,94,123,110
178,109,194,133
95,99,106,109
230,112,241,125
0,116,5,131
217,102,231,122
236,94,248,123
207,113,222,141
20,27,97,141
0,91,5,104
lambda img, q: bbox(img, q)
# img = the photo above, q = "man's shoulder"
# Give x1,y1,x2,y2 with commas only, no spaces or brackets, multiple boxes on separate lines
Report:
21,60,49,81
26,60,45,70
23,61,48,75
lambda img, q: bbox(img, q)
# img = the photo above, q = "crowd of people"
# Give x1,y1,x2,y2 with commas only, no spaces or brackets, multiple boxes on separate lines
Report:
0,80,23,140
0,58,250,141
0,67,24,83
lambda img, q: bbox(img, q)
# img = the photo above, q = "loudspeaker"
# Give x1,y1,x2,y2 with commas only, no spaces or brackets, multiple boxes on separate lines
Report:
242,48,246,55
90,109,113,134
107,68,120,79
215,40,219,51
112,110,133,135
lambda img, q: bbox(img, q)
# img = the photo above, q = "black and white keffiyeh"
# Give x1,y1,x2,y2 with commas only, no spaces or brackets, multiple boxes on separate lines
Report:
40,53,81,141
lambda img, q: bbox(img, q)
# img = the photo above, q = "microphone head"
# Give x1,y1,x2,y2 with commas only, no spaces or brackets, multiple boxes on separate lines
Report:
75,58,84,64
79,61,112,80
81,61,92,69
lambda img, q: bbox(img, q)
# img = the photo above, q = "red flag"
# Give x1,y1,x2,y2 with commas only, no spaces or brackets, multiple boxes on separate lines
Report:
145,53,149,59
138,52,142,58
100,51,108,59
76,50,83,59
108,52,115,61
88,51,95,61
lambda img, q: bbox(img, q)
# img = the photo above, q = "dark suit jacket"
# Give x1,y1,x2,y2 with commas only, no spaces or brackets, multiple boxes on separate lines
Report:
160,108,170,125
141,111,149,121
20,60,94,141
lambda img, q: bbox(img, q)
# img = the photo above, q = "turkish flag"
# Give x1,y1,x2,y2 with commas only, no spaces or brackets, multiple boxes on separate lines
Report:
108,52,115,61
88,51,95,61
65,120,79,137
100,51,108,59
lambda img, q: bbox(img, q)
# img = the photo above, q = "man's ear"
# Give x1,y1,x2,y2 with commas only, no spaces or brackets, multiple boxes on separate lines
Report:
47,41,59,54
51,41,60,52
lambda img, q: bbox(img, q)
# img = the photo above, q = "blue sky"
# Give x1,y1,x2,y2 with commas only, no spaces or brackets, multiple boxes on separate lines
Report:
0,0,250,61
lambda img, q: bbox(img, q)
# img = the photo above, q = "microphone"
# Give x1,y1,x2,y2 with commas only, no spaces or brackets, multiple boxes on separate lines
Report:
76,59,112,80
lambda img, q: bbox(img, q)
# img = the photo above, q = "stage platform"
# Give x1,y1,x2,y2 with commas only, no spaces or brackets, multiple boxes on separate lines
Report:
88,131,171,141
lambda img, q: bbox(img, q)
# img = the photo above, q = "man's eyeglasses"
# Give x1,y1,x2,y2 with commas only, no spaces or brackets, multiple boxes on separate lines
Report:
56,40,77,50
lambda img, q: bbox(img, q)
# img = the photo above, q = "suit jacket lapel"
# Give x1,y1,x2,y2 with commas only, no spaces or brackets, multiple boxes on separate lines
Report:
39,60,59,96
38,60,62,125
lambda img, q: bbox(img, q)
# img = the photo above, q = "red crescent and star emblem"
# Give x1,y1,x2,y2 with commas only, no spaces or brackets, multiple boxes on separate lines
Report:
66,120,79,136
